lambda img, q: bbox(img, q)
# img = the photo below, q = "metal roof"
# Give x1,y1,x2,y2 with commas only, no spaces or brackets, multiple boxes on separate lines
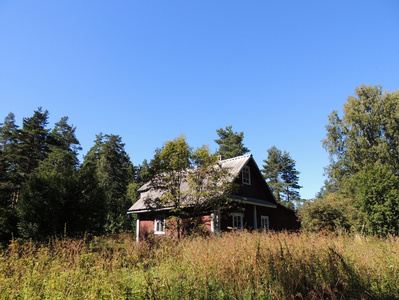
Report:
219,154,252,177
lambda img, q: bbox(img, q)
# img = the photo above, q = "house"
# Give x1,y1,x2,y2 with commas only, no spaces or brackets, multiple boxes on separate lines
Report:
127,154,300,241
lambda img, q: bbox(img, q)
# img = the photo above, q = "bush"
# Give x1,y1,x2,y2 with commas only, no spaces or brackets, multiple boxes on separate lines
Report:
298,194,366,233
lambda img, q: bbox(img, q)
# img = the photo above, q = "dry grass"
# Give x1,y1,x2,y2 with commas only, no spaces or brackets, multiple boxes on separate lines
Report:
1,231,398,299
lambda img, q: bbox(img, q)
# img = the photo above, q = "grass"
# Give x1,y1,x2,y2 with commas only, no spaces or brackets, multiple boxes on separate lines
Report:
1,231,399,299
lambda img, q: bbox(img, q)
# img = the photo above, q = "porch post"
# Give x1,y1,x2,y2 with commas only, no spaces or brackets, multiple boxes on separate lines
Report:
253,205,258,230
211,207,221,233
136,214,140,242
211,213,215,233
217,207,221,232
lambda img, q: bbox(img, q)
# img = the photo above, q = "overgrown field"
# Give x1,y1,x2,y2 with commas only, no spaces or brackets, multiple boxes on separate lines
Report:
1,231,398,299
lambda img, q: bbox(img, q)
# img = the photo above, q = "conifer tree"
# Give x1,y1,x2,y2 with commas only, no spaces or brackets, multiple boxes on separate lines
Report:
17,108,50,180
0,113,19,242
262,146,301,208
82,134,135,234
17,116,83,239
46,116,82,169
0,113,19,206
215,126,249,159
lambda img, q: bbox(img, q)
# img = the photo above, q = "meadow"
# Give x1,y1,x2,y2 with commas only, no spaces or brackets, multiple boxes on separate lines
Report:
1,231,398,299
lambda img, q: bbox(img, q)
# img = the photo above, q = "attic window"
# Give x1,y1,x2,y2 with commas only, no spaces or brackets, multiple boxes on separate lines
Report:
242,166,251,185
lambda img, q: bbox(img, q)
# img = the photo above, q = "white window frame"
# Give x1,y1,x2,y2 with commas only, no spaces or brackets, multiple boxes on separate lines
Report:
154,216,165,234
242,166,251,185
261,215,269,232
232,213,244,230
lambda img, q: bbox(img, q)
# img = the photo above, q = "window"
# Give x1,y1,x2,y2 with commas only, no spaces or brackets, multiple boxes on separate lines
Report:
232,213,244,229
154,217,165,234
261,215,269,232
242,166,251,185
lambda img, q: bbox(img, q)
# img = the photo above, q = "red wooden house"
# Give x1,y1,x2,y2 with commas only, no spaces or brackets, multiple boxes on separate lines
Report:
127,154,300,241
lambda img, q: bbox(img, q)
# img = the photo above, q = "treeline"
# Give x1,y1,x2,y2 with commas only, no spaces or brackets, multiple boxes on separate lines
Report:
0,111,302,243
299,85,399,236
2,85,399,242
0,109,139,243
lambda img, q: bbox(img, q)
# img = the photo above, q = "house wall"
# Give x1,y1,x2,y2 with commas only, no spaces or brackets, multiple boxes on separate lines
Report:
137,213,213,241
256,204,300,231
220,203,256,230
236,159,276,203
137,204,299,241
270,204,301,230
220,203,300,232
138,219,155,240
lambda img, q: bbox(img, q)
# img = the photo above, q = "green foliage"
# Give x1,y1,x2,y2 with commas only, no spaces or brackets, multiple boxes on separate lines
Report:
262,146,301,208
15,114,87,240
0,113,20,242
144,137,234,238
320,85,399,235
351,165,399,236
136,159,153,185
185,146,235,215
17,169,81,240
298,194,366,233
75,167,107,235
82,133,135,234
215,125,249,159
46,116,82,169
323,85,399,189
0,206,17,245
157,134,191,172
0,109,51,210
0,108,138,241
17,108,51,179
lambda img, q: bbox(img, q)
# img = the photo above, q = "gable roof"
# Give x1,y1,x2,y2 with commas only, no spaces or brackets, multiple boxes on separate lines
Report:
218,154,253,177
127,154,275,213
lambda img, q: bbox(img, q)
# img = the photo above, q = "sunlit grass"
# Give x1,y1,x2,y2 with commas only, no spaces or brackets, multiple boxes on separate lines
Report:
1,231,398,299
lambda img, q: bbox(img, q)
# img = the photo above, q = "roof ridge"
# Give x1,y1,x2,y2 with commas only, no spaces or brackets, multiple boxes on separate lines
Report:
219,154,252,163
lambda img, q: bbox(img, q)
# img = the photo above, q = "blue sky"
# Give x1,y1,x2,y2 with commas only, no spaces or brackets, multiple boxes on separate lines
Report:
1,1,398,199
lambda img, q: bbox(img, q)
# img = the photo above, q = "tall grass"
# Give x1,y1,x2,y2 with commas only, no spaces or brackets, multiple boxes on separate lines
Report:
1,231,398,299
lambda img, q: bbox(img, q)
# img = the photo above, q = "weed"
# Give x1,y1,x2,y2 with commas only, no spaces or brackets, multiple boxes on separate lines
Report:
1,231,398,299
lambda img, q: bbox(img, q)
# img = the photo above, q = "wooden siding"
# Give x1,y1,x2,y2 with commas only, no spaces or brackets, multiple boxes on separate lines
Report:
137,213,213,241
220,203,300,232
236,159,276,204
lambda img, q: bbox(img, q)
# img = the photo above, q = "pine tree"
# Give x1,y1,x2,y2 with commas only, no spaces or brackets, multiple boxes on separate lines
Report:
215,126,249,159
0,113,19,207
17,116,83,239
281,155,301,202
46,116,82,169
0,113,19,242
16,108,50,180
82,134,135,234
262,146,301,208
261,146,285,202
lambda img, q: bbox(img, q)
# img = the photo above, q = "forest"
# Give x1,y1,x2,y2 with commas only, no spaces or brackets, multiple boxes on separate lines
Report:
1,84,399,244
0,111,300,244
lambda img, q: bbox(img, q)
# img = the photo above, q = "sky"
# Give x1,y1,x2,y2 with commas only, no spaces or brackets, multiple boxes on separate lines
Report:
1,1,398,199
